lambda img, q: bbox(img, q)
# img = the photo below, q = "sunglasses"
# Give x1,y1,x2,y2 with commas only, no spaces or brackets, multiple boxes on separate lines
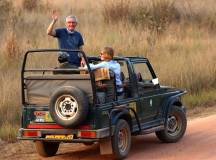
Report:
100,52,108,56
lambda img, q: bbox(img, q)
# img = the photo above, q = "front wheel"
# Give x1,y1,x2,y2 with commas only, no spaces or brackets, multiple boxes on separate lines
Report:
35,141,59,157
156,105,187,143
112,119,131,160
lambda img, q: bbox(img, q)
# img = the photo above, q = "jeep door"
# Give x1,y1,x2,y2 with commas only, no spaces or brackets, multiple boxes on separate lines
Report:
132,61,163,124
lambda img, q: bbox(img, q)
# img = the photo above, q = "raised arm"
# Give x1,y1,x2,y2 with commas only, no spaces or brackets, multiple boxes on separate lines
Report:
47,10,58,36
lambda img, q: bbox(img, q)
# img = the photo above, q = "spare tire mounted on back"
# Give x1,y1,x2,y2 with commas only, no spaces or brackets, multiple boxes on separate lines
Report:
49,86,88,128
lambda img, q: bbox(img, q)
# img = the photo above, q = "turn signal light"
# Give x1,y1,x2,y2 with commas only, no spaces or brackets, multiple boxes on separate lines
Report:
23,131,41,137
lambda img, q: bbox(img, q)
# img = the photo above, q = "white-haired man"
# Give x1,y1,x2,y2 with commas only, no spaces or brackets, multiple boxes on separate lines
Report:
47,11,84,67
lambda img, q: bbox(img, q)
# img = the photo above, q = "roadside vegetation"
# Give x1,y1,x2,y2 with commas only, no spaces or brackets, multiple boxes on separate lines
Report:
0,0,216,142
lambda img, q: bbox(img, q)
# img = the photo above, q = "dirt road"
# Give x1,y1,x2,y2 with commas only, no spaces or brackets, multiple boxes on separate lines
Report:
1,114,216,160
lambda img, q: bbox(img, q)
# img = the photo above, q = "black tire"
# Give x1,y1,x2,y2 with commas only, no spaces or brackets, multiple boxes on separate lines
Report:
156,105,187,143
49,86,88,128
35,141,59,157
112,119,131,160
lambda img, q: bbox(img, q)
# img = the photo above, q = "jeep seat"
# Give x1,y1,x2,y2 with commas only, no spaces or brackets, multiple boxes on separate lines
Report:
94,68,116,103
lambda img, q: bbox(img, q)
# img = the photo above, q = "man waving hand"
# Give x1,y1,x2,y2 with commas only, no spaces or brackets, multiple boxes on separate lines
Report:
47,11,84,67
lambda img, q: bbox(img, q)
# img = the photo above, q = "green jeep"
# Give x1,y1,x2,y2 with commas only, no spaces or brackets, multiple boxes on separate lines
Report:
17,49,187,160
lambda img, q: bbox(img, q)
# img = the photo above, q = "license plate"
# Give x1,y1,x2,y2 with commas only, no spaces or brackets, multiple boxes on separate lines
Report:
45,135,73,139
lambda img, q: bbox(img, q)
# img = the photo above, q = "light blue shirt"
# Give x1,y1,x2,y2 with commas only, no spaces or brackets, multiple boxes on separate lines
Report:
87,60,123,92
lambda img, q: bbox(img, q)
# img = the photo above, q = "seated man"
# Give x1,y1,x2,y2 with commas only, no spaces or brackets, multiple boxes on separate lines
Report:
85,47,124,99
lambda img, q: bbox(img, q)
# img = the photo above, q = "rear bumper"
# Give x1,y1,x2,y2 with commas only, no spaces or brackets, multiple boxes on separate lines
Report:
17,137,98,143
17,126,114,143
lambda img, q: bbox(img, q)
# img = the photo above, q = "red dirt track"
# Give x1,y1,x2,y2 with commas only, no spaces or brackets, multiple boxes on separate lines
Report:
1,114,216,160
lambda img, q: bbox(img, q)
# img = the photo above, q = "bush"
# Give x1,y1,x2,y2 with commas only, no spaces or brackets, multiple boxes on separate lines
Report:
102,0,180,33
22,0,51,13
0,0,13,17
130,0,180,33
102,0,131,23
22,0,39,11
0,0,13,32
183,11,216,32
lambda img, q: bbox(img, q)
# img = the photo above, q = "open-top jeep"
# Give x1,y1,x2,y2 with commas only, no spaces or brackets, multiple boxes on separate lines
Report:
18,49,187,160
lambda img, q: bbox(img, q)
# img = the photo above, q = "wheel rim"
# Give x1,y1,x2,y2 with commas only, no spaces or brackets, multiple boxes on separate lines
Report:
118,127,128,153
167,114,182,136
55,95,78,121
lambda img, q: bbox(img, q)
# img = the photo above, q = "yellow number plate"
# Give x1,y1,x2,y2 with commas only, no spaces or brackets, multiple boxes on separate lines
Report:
45,135,73,139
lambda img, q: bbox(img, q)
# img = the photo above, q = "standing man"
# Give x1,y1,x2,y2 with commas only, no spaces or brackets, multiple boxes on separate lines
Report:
47,11,84,67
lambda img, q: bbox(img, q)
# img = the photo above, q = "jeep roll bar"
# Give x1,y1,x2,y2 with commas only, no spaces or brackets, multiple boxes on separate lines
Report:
21,49,96,105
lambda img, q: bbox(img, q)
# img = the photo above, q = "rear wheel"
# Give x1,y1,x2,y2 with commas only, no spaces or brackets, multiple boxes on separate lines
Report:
156,106,187,143
35,141,59,157
112,119,131,160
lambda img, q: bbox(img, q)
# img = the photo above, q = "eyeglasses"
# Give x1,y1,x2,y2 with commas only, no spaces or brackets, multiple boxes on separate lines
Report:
67,21,77,24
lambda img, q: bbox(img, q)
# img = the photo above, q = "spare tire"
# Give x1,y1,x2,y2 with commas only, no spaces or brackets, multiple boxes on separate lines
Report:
49,86,88,128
